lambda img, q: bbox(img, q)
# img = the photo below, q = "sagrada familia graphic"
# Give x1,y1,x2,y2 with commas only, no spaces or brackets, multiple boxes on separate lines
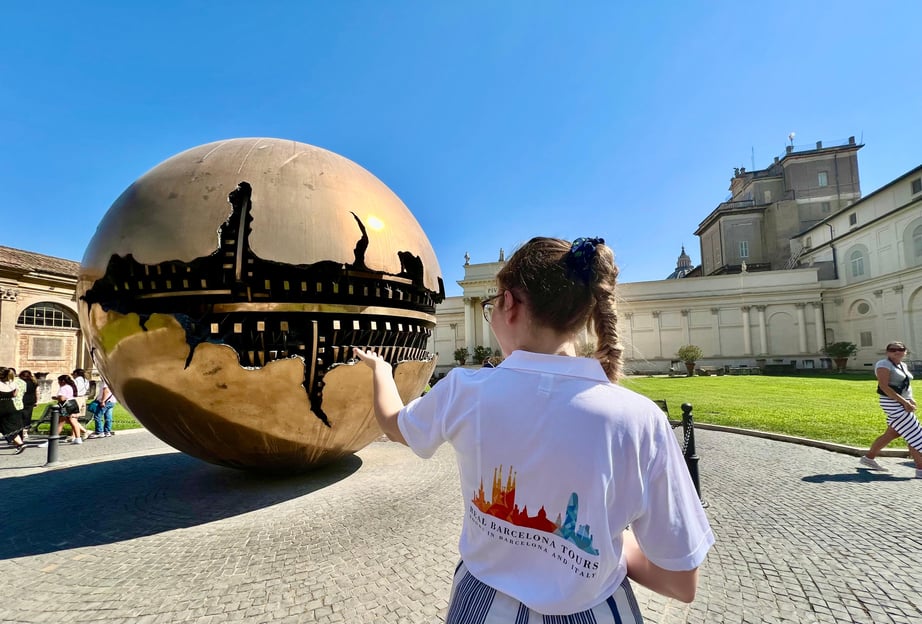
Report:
472,465,599,555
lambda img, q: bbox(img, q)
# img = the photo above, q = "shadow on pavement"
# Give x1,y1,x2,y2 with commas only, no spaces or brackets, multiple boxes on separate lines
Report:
0,451,362,559
801,470,913,483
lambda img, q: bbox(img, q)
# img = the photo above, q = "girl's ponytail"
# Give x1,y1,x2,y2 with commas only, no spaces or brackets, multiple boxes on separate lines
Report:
588,245,622,381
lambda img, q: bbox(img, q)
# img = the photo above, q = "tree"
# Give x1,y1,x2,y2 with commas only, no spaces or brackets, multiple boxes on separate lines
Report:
453,347,470,365
676,345,704,377
473,345,494,365
822,341,859,372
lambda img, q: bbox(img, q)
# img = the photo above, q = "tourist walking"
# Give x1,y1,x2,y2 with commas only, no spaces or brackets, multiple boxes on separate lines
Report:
0,367,27,453
10,368,27,438
355,237,713,623
72,368,90,420
18,370,38,434
88,379,118,439
859,341,922,477
53,375,87,444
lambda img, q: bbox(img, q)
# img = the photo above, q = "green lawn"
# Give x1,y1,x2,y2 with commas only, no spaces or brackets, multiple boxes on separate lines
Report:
620,374,900,449
24,375,904,449
30,402,141,434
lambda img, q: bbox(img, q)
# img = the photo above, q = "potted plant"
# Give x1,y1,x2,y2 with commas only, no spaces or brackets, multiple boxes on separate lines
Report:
676,345,704,377
822,341,858,373
473,345,494,365
453,347,470,366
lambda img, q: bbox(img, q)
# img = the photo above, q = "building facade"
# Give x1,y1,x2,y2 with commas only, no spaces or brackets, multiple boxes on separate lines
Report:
0,247,90,377
695,138,862,276
431,145,922,376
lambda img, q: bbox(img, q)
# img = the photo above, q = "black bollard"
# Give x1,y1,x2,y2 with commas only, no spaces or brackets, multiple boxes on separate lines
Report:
680,403,706,507
45,405,61,466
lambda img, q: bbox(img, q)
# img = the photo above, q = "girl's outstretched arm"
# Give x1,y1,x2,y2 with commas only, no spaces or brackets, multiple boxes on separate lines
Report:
622,529,700,603
353,347,408,445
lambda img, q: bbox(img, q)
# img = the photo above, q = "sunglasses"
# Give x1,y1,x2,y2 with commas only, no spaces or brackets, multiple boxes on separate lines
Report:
888,347,907,352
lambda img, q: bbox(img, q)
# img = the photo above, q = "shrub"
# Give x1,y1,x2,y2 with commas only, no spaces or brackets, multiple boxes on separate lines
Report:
453,347,470,365
821,341,859,358
676,344,704,363
473,345,494,364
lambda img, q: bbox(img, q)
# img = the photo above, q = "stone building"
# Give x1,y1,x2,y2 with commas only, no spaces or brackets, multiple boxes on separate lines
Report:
0,246,91,381
432,142,922,376
696,137,862,275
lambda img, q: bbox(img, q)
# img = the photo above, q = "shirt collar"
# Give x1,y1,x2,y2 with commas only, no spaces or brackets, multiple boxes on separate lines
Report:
497,350,610,382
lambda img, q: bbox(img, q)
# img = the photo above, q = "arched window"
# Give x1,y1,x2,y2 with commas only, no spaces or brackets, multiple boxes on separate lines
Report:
849,250,865,278
913,225,922,260
17,302,77,328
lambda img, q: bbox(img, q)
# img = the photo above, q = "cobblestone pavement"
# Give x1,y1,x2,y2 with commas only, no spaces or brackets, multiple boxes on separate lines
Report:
0,428,920,623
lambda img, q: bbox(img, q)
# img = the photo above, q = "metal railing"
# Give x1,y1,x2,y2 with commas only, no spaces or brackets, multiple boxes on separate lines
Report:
777,137,857,162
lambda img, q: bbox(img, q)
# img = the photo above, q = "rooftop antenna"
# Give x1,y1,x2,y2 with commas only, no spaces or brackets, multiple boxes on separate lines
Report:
751,146,755,171
788,132,796,148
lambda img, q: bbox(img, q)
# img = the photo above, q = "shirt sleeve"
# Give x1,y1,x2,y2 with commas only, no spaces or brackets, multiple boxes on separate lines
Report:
630,416,714,571
397,371,457,459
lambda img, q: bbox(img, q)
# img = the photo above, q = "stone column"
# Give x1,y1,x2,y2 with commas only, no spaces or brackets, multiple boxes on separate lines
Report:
0,288,19,366
755,305,767,355
652,311,662,358
812,302,824,351
894,285,908,343
681,309,690,345
741,306,752,355
710,307,722,356
481,299,492,353
622,312,633,359
463,297,474,355
795,303,808,353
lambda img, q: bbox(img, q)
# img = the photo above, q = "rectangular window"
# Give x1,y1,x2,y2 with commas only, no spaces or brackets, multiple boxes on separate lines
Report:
739,241,749,258
821,201,831,213
805,236,812,248
818,171,828,187
860,331,873,347
851,254,865,277
912,178,922,195
849,213,857,226
31,337,64,359
763,190,772,203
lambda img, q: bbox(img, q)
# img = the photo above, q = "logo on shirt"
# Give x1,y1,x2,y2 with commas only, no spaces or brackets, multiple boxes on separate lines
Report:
472,465,599,556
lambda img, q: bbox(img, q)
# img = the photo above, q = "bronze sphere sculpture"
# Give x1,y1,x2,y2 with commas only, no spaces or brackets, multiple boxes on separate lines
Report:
78,138,444,471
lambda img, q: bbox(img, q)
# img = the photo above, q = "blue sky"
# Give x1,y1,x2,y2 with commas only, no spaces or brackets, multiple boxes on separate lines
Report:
3,2,921,296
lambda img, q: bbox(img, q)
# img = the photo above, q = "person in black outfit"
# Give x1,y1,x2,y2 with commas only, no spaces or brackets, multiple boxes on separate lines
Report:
18,370,38,433
0,367,26,453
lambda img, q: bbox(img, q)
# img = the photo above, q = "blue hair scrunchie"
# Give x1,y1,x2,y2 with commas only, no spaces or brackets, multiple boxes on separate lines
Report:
567,237,605,282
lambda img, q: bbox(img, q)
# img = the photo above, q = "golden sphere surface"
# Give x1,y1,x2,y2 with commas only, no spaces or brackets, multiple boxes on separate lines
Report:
78,138,444,471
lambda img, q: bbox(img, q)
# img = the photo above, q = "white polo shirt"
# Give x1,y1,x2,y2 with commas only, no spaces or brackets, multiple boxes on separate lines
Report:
398,350,714,615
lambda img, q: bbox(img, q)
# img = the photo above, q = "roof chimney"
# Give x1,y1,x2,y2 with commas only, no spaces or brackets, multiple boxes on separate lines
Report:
816,141,823,149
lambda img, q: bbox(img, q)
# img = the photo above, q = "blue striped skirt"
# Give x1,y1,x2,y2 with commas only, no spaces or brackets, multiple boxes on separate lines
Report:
879,397,922,452
445,561,644,624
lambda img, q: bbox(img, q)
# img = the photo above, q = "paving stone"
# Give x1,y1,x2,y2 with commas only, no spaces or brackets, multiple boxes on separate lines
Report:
1,428,920,622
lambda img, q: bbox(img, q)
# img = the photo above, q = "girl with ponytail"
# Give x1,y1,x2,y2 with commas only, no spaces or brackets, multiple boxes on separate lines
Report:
356,237,712,623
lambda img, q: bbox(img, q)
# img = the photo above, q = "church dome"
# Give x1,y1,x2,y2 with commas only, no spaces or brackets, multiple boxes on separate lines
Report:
666,246,695,279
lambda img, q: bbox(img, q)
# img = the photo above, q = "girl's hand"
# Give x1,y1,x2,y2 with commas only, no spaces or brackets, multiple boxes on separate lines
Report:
353,347,390,370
